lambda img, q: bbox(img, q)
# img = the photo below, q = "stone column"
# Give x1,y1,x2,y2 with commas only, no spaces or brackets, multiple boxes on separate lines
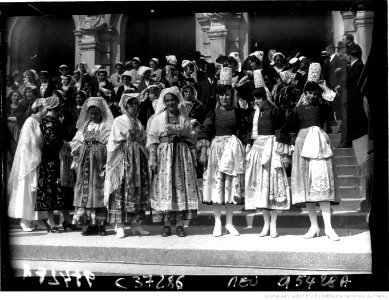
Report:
225,12,249,61
341,11,357,33
196,13,211,60
354,11,374,63
204,13,232,62
332,11,345,46
74,15,110,69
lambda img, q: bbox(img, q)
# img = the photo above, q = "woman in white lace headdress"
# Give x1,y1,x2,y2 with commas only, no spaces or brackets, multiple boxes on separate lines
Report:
70,97,114,236
104,93,150,238
8,98,48,231
147,86,200,238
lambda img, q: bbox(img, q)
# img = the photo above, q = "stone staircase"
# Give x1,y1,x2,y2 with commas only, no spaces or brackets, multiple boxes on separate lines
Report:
330,132,368,213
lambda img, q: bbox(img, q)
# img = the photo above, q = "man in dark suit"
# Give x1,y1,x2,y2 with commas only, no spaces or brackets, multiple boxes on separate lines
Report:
39,71,56,98
322,43,343,124
343,33,363,61
336,47,367,148
198,63,218,114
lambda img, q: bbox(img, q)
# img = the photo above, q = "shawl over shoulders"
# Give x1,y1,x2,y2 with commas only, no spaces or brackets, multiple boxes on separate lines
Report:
146,111,195,148
107,115,145,152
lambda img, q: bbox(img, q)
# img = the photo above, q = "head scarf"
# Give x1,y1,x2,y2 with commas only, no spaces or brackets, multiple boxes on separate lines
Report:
23,69,39,83
181,84,198,102
250,51,264,62
270,52,285,66
75,90,87,99
228,52,242,72
119,93,140,115
150,58,159,66
115,62,124,68
76,97,114,130
39,70,49,77
42,96,60,110
182,60,192,69
132,57,141,64
138,66,152,77
77,62,90,73
166,55,177,65
121,70,132,80
154,86,188,117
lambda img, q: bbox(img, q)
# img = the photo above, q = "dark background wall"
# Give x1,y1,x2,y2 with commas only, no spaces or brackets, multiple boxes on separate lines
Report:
249,11,332,62
9,16,75,77
125,11,196,66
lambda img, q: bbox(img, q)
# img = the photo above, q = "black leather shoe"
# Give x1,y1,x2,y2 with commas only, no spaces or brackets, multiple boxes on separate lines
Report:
161,226,171,237
44,220,60,233
176,226,186,237
98,225,107,236
82,225,99,236
62,221,82,231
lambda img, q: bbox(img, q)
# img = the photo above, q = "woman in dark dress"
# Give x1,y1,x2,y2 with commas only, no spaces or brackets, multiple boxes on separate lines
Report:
199,69,249,237
284,78,340,241
35,96,81,233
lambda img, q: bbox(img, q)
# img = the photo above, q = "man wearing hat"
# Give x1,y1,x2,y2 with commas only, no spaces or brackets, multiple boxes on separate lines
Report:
39,71,56,98
110,62,125,88
336,47,367,148
198,62,218,113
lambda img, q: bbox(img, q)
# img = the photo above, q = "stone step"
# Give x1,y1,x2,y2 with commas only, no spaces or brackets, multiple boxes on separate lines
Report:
336,175,361,186
328,133,341,144
339,186,364,199
9,208,368,230
334,156,357,166
335,165,359,176
333,148,355,157
8,226,372,275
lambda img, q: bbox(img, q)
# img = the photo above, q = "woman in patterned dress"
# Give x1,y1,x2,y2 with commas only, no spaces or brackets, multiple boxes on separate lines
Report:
104,93,150,238
35,96,80,233
199,67,248,237
70,97,114,236
244,86,291,238
147,86,200,237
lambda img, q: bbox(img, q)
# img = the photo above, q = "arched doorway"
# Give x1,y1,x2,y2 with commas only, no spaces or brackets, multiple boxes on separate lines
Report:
125,11,196,66
8,15,75,76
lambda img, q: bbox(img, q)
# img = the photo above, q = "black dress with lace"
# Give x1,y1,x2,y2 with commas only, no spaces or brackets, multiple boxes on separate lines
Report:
35,115,74,211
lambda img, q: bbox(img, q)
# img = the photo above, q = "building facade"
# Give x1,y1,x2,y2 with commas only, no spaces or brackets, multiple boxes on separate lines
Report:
6,11,374,76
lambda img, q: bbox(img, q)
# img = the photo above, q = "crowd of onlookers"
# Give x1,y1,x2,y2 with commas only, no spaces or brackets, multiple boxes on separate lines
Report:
6,32,368,240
